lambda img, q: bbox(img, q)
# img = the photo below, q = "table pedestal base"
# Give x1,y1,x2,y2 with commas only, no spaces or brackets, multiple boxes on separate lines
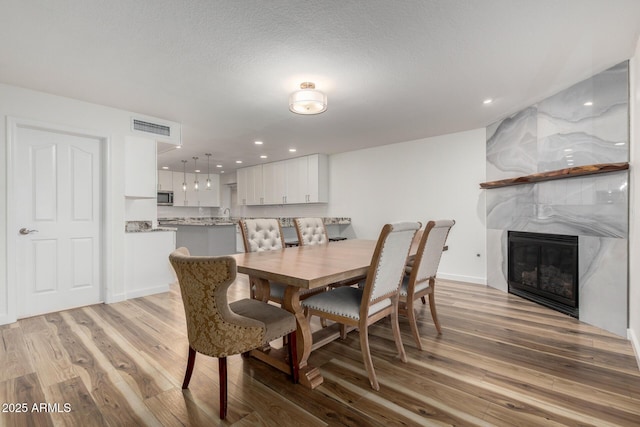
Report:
249,346,324,389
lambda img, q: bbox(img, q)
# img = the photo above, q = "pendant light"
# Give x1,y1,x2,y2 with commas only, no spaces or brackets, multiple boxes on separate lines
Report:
192,156,199,191
205,153,212,189
181,160,187,191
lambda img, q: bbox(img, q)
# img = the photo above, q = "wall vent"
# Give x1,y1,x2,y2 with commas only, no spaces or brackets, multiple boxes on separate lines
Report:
132,119,171,137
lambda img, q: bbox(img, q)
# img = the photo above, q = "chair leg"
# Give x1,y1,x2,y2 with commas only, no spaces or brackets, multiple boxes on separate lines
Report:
421,296,426,305
358,324,379,391
287,331,299,384
428,292,442,335
391,303,407,362
219,357,227,420
182,346,196,389
406,298,423,351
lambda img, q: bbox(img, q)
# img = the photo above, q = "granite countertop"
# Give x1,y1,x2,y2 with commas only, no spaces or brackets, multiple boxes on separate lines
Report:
158,218,237,226
125,221,176,233
157,217,352,227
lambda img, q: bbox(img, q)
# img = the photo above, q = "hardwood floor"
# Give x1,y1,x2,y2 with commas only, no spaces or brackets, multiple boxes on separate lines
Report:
1,276,639,426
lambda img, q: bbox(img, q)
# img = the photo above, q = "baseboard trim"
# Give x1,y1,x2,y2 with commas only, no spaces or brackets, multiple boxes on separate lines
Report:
629,328,640,371
125,284,170,300
438,273,486,285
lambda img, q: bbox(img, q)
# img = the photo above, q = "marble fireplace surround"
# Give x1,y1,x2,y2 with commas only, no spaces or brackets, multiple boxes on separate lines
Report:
485,61,629,337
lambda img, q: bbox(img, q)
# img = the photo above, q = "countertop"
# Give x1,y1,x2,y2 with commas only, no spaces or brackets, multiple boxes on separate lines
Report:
125,220,176,233
158,217,351,228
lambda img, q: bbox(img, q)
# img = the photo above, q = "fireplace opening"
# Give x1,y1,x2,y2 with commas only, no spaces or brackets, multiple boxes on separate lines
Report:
508,231,578,318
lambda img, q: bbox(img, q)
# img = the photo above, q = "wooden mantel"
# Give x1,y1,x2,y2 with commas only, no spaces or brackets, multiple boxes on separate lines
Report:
479,162,629,189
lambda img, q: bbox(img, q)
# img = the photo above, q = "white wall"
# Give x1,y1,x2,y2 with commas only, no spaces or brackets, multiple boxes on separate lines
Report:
0,83,169,324
328,129,487,284
629,40,640,367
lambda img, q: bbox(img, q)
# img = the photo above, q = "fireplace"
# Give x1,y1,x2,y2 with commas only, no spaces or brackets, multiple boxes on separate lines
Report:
508,231,579,318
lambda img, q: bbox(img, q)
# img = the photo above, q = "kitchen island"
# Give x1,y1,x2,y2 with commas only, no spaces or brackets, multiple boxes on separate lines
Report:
158,217,352,255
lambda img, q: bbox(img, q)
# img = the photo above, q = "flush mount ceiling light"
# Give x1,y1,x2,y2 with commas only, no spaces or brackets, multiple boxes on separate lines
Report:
289,82,327,115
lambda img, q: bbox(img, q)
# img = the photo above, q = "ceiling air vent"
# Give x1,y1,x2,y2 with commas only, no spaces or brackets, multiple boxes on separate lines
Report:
132,119,171,137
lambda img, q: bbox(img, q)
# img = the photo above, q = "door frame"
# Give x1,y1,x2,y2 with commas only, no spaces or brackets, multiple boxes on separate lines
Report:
6,117,112,322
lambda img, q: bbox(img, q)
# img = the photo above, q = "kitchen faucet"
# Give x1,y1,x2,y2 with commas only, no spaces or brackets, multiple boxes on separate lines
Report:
222,208,230,218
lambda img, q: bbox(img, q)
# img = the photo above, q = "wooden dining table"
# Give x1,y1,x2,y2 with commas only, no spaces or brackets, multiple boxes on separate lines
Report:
230,236,422,389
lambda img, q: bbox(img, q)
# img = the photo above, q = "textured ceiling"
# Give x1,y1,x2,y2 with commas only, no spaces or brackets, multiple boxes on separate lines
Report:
1,0,639,173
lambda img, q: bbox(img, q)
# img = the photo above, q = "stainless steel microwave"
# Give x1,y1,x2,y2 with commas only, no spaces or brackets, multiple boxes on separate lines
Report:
157,191,174,206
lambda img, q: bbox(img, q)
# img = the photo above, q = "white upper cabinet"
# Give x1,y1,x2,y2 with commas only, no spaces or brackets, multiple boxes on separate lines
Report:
305,154,328,203
262,161,286,204
236,167,248,205
237,165,264,205
237,154,327,205
157,169,173,191
170,171,219,207
125,136,157,198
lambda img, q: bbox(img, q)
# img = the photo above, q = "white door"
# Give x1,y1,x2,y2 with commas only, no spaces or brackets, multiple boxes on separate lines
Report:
14,125,102,318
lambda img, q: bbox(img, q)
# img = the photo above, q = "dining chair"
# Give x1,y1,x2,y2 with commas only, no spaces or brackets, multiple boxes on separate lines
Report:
399,220,455,350
239,218,289,303
169,247,299,420
293,217,328,246
301,221,421,390
240,218,324,304
294,217,365,291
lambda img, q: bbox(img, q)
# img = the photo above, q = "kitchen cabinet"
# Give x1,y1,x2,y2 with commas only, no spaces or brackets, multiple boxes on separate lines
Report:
124,230,176,298
237,165,264,205
125,136,156,198
262,161,286,204
172,171,220,207
305,154,328,203
174,224,236,256
157,169,173,191
241,154,327,205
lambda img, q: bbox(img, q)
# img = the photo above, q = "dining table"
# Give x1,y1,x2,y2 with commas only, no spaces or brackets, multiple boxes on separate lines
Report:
230,235,423,389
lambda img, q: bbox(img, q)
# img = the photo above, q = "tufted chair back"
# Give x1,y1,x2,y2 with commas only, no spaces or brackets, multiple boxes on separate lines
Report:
294,217,328,246
169,247,264,357
239,219,286,253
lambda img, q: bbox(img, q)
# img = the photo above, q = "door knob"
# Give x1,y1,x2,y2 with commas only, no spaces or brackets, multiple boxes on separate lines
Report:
19,228,38,235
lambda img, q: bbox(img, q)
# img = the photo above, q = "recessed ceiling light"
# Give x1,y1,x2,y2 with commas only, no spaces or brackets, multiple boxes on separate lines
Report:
289,148,297,152
162,166,169,170
584,101,593,106
565,154,573,158
216,164,223,168
236,160,243,164
176,145,182,149
615,142,626,146
195,169,200,173
564,148,573,152
255,141,263,145
483,99,493,105
260,155,268,159
220,171,225,173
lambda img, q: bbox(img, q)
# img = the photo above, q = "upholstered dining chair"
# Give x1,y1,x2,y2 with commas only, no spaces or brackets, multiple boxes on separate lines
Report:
294,217,365,291
169,247,299,420
239,218,321,304
301,221,421,390
293,217,328,246
239,218,288,303
399,220,455,350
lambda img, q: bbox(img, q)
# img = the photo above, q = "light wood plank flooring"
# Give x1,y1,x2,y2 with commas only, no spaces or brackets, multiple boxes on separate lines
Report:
1,276,639,426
